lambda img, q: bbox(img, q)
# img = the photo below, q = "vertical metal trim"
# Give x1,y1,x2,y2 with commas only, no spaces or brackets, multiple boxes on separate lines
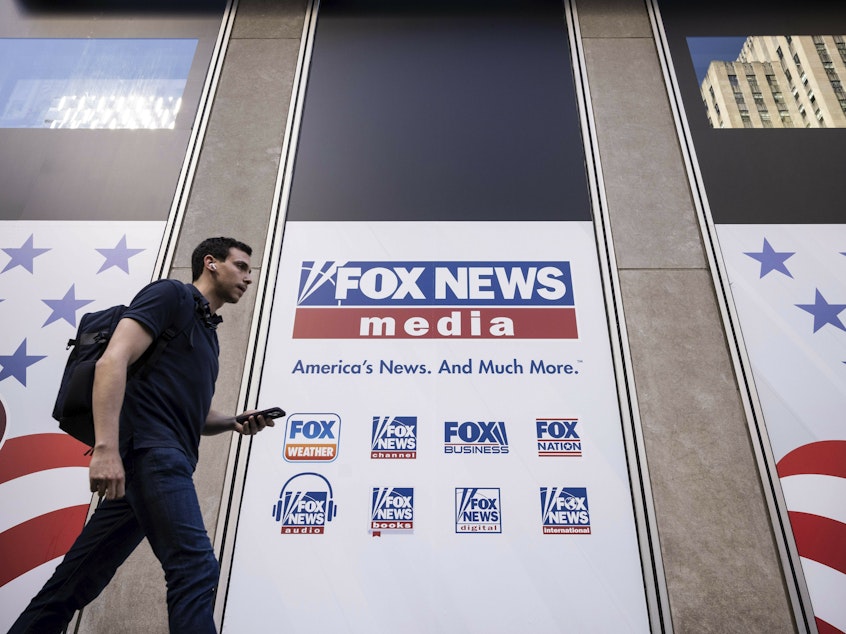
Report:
645,2,815,633
212,1,320,628
564,2,672,632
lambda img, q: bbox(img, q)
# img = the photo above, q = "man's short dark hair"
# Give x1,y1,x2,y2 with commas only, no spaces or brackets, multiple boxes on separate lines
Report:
191,237,253,281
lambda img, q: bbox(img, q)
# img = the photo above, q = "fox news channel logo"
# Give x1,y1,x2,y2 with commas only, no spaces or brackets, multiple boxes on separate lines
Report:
283,413,341,462
370,487,414,536
540,487,591,534
444,421,509,455
271,472,338,534
455,487,502,533
536,418,581,457
371,416,417,459
293,261,577,339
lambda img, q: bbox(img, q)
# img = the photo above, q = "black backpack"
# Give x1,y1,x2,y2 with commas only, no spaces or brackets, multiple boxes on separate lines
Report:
52,282,196,447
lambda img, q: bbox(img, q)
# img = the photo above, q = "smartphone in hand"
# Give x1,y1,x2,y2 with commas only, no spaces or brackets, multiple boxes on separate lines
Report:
236,407,285,423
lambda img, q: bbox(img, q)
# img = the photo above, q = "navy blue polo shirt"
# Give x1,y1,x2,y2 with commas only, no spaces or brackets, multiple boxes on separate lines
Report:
119,279,220,467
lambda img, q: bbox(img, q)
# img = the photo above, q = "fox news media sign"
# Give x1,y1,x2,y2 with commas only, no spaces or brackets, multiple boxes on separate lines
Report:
293,261,577,339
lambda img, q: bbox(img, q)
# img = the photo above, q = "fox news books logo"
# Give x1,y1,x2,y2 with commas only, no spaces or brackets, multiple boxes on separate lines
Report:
536,418,581,457
293,261,577,339
272,472,337,534
444,420,509,455
540,487,591,534
283,413,340,462
455,488,502,533
371,416,417,459
370,487,414,536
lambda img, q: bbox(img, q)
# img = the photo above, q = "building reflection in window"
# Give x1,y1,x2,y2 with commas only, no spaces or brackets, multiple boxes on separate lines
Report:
689,35,846,128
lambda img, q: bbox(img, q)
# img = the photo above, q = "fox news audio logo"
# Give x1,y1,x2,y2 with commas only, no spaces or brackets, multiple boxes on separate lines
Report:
293,261,577,339
371,416,417,459
536,418,581,457
540,487,591,534
455,488,502,533
444,421,509,455
272,473,338,534
283,413,340,462
370,487,414,536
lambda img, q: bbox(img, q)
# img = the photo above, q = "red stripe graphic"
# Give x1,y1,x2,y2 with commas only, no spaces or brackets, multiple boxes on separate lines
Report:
293,307,578,339
0,505,89,587
0,433,91,486
787,511,846,576
777,441,846,479
816,617,845,634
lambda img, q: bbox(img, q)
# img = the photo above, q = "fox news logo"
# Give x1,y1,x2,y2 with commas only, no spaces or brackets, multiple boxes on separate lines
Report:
536,418,581,457
444,421,509,455
370,487,414,535
293,261,577,339
371,416,417,459
283,413,340,462
272,473,337,534
455,487,502,533
540,487,591,534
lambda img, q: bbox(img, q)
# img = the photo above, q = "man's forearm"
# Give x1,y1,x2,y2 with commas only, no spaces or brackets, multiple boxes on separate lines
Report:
202,409,238,436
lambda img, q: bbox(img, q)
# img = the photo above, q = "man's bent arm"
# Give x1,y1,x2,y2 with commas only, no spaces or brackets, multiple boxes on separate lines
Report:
90,318,153,500
203,409,275,436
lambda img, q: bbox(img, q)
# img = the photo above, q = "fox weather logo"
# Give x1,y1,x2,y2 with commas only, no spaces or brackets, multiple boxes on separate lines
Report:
271,472,338,535
371,416,417,459
455,487,502,533
540,487,591,534
444,421,509,455
370,487,414,536
536,418,581,457
283,413,341,462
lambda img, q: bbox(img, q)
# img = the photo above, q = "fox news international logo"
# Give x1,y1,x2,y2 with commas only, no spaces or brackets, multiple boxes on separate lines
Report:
272,472,338,534
455,487,502,533
283,413,340,462
293,261,577,339
540,487,591,534
536,418,581,457
444,420,509,455
371,416,417,459
370,487,414,535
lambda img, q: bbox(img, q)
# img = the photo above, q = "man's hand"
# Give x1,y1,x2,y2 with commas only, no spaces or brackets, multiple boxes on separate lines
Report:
234,411,276,436
89,446,125,500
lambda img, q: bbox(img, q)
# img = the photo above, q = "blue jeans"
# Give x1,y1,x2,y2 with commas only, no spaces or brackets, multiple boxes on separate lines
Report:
9,447,219,633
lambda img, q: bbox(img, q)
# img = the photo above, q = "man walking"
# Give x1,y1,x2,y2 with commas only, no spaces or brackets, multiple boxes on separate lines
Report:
10,236,273,633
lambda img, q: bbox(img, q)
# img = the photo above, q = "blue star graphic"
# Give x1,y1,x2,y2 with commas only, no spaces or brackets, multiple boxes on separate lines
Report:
744,238,794,278
2,234,51,274
796,289,846,333
0,339,47,387
96,235,144,274
42,284,95,327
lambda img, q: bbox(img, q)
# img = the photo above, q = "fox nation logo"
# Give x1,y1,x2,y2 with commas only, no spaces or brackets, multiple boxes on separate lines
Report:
444,421,509,455
293,261,577,339
536,418,581,457
272,473,338,534
455,487,502,533
283,413,340,462
540,487,591,534
371,416,417,459
370,487,414,536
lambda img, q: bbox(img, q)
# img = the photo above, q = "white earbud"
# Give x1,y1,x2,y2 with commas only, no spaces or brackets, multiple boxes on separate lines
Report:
209,263,217,271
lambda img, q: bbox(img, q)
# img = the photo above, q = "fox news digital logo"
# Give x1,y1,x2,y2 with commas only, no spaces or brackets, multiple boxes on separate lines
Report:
370,487,414,535
455,487,502,533
293,261,577,339
444,421,509,455
272,473,337,534
540,487,591,534
283,413,340,462
536,418,581,457
371,416,417,459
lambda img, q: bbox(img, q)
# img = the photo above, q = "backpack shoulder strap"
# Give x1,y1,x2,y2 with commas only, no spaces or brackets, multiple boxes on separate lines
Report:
134,281,199,378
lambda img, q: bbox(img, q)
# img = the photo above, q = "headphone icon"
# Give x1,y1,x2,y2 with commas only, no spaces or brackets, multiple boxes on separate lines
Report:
272,472,337,523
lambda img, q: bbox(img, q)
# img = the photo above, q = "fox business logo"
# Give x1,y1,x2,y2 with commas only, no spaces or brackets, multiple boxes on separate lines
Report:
283,413,340,462
444,420,509,455
293,261,577,339
371,416,417,459
540,487,591,534
455,488,502,533
536,418,581,457
370,487,414,536
271,472,338,534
